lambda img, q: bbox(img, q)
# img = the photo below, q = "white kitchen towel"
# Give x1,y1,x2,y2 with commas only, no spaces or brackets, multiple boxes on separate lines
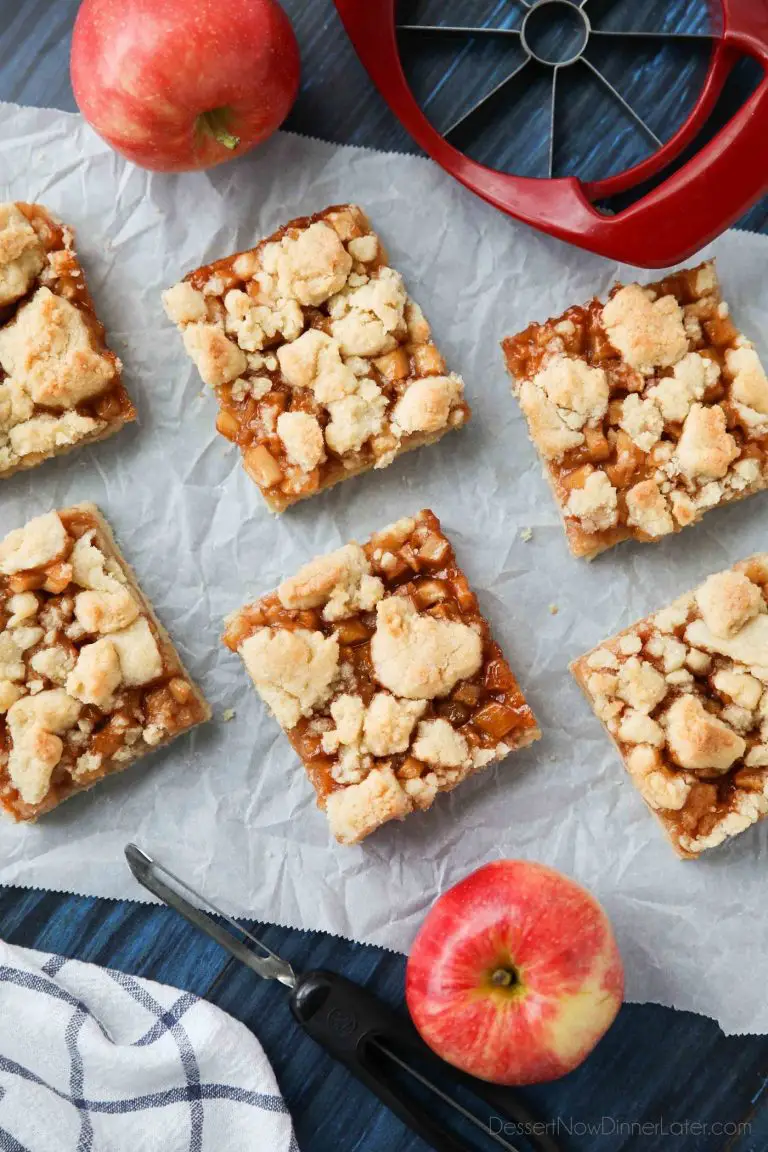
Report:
0,940,297,1152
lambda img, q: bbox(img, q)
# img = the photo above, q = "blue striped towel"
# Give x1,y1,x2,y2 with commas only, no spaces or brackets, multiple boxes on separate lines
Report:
0,941,297,1151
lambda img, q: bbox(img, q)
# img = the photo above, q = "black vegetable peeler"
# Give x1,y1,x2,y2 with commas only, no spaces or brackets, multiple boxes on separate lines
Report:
125,844,562,1152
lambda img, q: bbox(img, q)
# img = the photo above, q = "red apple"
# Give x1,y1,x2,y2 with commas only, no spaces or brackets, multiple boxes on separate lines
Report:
71,0,300,172
406,860,623,1086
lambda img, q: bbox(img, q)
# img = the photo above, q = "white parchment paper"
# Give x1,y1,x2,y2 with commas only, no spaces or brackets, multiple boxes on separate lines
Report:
1,101,766,1034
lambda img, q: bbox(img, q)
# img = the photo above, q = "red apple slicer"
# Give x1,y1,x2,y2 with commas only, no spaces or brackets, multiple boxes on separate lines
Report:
333,0,768,268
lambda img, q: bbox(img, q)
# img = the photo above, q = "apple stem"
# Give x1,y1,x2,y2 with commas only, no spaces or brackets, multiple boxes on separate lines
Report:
490,968,518,988
197,108,241,152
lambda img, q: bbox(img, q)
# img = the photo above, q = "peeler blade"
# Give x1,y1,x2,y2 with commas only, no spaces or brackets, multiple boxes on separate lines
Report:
124,843,296,989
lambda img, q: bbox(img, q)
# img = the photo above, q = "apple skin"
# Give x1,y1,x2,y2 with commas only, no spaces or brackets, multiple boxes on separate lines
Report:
406,860,624,1086
71,0,300,172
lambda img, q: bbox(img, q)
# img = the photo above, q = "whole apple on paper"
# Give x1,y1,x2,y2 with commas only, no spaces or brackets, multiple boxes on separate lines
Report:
71,0,300,172
406,861,624,1086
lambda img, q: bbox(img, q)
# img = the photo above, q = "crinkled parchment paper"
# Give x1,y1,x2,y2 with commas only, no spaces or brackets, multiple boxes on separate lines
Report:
1,101,766,1035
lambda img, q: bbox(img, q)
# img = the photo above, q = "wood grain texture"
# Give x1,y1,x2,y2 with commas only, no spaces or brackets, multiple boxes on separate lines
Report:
0,0,767,1149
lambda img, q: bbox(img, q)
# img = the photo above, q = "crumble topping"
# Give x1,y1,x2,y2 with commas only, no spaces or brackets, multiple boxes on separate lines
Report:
109,619,164,686
239,628,340,730
620,393,664,453
67,637,122,709
324,766,411,846
9,412,102,458
565,471,618,533
517,379,586,460
675,402,738,480
412,718,469,768
182,323,247,387
328,265,406,357
503,262,768,559
625,478,673,538
390,375,464,436
262,220,352,306
276,410,325,472
684,613,768,667
665,695,745,773
0,511,68,574
319,692,429,785
74,585,139,634
535,354,609,427
162,280,208,325
695,569,762,637
601,284,688,373
727,347,768,425
0,287,115,408
0,505,209,820
0,203,46,307
7,689,81,806
70,529,124,591
277,329,354,402
278,543,384,622
572,552,768,856
0,203,134,479
165,205,470,512
224,509,539,844
370,596,482,700
324,380,387,456
362,693,426,756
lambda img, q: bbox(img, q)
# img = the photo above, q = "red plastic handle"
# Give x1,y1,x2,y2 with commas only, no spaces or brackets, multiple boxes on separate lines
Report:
334,0,768,268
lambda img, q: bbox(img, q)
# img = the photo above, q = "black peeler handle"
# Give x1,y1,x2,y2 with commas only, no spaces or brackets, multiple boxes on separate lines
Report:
290,969,561,1152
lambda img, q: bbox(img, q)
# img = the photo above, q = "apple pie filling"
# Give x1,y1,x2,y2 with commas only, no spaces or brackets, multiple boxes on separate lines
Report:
164,204,470,512
0,505,210,821
223,509,539,844
0,202,136,478
572,555,768,857
503,262,768,559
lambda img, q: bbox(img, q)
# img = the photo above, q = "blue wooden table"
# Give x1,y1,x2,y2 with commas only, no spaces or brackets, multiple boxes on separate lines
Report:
1,2,767,1149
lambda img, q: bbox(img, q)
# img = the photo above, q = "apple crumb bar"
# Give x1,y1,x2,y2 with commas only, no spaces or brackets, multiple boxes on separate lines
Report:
0,504,210,821
502,262,768,559
0,203,135,479
163,204,470,512
223,510,540,844
572,555,768,857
